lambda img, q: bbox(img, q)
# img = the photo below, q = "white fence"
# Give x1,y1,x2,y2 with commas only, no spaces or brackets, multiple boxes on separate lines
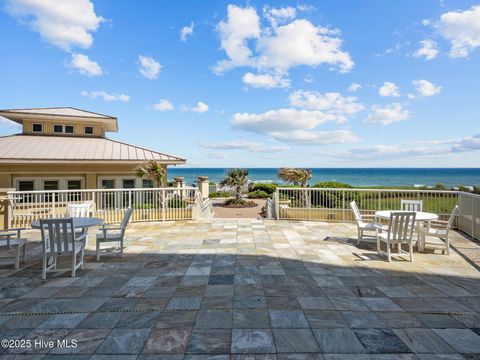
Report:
273,187,479,240
7,187,200,228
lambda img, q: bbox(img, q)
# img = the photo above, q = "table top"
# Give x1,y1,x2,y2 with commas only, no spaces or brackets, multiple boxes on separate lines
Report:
375,210,438,222
31,217,104,229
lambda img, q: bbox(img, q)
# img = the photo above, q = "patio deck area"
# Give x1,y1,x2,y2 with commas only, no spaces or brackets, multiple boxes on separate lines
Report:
1,219,480,358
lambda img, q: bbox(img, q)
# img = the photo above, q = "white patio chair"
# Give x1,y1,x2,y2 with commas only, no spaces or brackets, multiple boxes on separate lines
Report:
377,211,416,262
39,218,86,279
419,205,458,255
96,207,132,261
350,201,382,244
66,201,92,243
0,227,27,269
400,199,423,212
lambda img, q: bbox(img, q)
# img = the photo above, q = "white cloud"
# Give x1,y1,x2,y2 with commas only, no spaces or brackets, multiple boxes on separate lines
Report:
412,79,442,97
184,101,209,113
180,22,194,42
263,5,296,27
201,141,289,153
153,99,174,112
365,103,410,126
378,81,400,97
438,5,480,58
242,72,290,89
68,53,102,76
270,130,358,145
81,91,129,102
289,90,364,123
413,40,439,60
138,55,161,79
207,152,227,159
214,5,353,85
348,82,362,92
5,0,104,51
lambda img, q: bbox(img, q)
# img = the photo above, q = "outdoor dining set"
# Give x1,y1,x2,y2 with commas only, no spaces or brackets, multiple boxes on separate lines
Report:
351,199,459,262
0,202,132,279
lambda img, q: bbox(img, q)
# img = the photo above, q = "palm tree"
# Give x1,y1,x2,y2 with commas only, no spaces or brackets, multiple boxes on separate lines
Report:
278,168,312,207
221,168,249,202
135,161,166,208
278,168,312,187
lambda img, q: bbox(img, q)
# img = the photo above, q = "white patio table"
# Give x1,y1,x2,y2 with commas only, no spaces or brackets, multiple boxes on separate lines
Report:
31,217,104,230
375,210,438,252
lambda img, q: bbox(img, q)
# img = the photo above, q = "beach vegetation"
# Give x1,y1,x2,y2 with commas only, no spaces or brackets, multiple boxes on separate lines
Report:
209,191,235,198
248,190,270,199
248,183,277,195
220,168,249,203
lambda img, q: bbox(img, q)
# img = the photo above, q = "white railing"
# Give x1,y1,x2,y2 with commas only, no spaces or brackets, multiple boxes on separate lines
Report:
193,192,215,219
266,193,276,219
7,187,198,228
457,192,480,240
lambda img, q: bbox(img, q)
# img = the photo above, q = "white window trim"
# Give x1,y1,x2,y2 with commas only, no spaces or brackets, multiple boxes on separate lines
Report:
98,176,143,189
32,123,43,133
84,126,94,135
53,124,75,134
14,177,84,191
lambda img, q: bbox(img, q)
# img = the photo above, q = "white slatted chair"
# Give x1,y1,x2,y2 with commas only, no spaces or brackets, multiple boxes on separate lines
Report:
400,199,423,212
39,218,86,279
96,208,132,260
66,202,92,243
420,205,458,255
377,211,416,262
0,228,27,269
350,201,382,244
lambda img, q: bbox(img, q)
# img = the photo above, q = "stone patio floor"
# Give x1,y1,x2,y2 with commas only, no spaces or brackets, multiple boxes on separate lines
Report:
0,219,480,359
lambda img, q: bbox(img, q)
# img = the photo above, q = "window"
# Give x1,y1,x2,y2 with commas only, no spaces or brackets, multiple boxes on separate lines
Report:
18,181,34,191
122,179,135,189
101,180,115,189
43,180,59,191
54,125,63,133
67,180,82,190
53,124,75,134
32,123,43,133
65,125,74,134
142,179,154,188
84,126,94,135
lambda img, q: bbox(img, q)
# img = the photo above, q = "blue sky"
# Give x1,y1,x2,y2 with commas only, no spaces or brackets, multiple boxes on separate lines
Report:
0,0,479,167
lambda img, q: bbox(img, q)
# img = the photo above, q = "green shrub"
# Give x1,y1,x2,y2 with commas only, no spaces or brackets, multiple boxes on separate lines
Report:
223,198,256,207
312,181,353,189
474,186,480,195
209,191,234,198
311,182,356,208
167,198,188,208
248,183,277,194
248,190,269,199
132,203,155,209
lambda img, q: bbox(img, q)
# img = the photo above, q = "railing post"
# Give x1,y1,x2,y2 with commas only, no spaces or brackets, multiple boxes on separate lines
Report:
472,195,475,239
342,190,346,222
308,189,312,221
162,189,166,222
275,189,280,220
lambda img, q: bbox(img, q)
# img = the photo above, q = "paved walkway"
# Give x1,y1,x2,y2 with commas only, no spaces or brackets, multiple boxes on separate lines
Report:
0,219,479,358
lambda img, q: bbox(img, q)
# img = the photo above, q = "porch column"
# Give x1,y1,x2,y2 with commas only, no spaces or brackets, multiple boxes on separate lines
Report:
0,188,15,230
197,176,209,200
173,176,184,198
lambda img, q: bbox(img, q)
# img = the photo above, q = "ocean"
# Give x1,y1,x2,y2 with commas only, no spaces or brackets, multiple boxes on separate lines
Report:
168,168,480,188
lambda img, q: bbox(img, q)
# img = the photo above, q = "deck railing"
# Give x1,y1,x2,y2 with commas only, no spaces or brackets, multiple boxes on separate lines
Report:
7,187,199,228
274,187,479,240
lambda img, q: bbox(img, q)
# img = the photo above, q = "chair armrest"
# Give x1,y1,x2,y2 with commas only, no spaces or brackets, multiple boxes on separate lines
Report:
362,214,376,219
100,226,123,232
74,231,88,242
0,227,26,237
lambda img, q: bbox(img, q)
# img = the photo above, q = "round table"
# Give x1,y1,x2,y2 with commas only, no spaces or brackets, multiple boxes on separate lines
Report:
374,211,438,252
31,217,104,229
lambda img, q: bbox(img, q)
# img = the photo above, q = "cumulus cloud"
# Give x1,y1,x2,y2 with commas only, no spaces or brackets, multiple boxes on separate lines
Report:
180,22,194,42
365,103,410,126
207,152,227,159
412,79,442,97
5,0,104,51
201,141,289,153
331,134,480,159
242,72,290,89
68,53,102,76
378,81,400,97
289,90,364,123
81,91,129,102
413,40,439,60
214,4,353,87
270,129,358,145
438,5,480,58
184,101,209,113
138,55,161,79
348,82,362,92
153,99,174,112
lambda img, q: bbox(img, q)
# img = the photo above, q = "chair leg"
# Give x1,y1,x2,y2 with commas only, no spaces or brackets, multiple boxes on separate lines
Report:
357,229,361,244
120,240,124,257
409,241,414,262
42,257,47,280
398,243,401,255
387,241,391,262
14,246,20,269
22,242,27,263
71,254,77,278
80,249,84,269
96,240,100,261
445,237,450,255
377,237,381,255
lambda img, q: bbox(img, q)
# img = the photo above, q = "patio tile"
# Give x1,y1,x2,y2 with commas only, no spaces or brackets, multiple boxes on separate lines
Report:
304,310,348,328
49,328,111,354
195,310,233,329
233,310,270,328
38,313,88,329
117,311,161,328
201,296,233,309
96,328,151,354
78,312,124,328
354,328,410,354
323,355,371,360
342,311,386,328
269,310,309,328
415,313,466,328
297,297,334,310
235,296,267,309
277,355,324,360
231,329,276,354
155,311,197,329
142,328,191,354
266,296,300,309
205,285,234,297
376,312,424,328
187,329,231,354
166,297,202,310
362,298,404,312
393,328,456,354
209,275,235,285
312,328,366,354
328,296,369,311
272,329,320,353
433,328,480,353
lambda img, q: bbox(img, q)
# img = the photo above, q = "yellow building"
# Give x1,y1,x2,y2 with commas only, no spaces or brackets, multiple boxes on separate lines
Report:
0,107,185,191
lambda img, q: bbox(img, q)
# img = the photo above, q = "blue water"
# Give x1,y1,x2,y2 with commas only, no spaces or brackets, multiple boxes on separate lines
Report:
168,168,480,188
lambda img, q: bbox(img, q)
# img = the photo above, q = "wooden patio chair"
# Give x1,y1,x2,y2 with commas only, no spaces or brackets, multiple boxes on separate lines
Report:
350,200,382,244
420,205,458,255
0,227,27,269
96,207,132,260
377,211,416,262
400,199,423,212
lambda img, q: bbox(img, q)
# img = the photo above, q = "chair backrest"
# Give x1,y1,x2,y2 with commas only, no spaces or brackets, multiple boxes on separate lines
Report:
447,205,459,229
39,218,76,256
66,202,92,218
120,207,132,233
387,211,416,242
350,201,362,222
400,199,423,212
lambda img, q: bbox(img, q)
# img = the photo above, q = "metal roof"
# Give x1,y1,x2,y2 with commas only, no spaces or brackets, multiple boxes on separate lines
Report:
0,107,114,119
0,135,186,164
